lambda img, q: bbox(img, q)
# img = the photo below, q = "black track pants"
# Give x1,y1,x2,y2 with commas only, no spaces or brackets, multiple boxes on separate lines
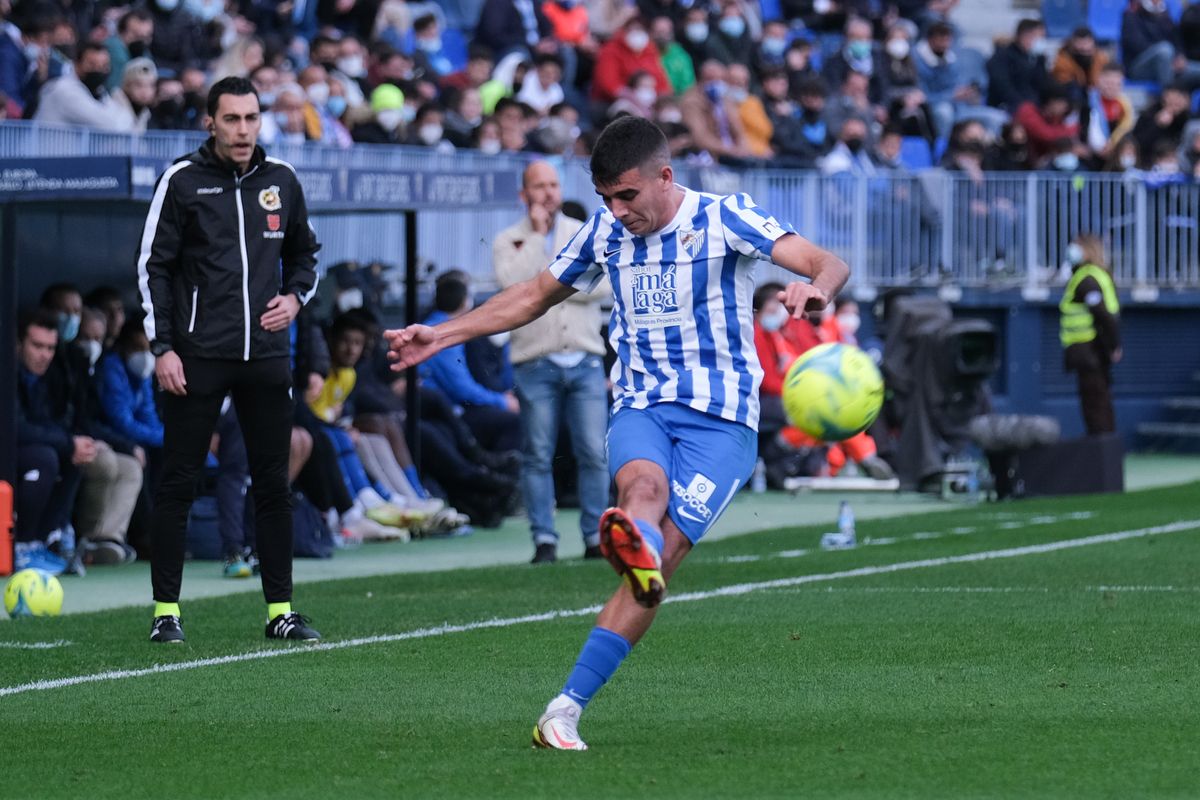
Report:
151,357,294,604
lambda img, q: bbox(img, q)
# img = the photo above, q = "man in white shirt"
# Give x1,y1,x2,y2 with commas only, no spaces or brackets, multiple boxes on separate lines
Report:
34,42,133,132
516,52,565,115
493,161,610,563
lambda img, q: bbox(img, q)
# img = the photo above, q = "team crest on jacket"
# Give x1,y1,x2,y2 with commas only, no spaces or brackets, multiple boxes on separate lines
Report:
679,228,705,258
259,186,282,211
266,214,280,231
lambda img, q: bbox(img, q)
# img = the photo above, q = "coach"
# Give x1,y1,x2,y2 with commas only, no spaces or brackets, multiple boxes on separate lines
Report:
137,77,321,643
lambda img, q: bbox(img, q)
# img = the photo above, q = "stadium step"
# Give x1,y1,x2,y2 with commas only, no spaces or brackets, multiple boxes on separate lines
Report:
1162,397,1200,411
1136,421,1200,453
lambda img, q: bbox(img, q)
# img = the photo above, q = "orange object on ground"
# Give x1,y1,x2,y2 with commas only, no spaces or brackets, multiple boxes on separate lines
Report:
0,480,12,576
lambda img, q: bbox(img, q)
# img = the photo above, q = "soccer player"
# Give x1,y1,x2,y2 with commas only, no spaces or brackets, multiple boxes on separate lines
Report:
385,116,849,749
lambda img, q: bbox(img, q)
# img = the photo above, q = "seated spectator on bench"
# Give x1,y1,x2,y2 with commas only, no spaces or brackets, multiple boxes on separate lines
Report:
1121,0,1200,90
420,275,523,453
15,310,93,575
99,320,164,453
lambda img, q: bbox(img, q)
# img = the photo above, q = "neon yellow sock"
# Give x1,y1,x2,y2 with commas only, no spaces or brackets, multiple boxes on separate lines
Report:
267,602,292,620
154,602,181,618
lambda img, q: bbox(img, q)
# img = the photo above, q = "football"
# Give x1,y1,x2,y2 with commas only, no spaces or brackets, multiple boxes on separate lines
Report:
781,343,884,441
4,569,65,618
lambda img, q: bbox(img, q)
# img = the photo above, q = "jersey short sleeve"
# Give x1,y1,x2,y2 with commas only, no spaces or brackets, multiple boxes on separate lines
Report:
549,211,606,293
719,193,796,262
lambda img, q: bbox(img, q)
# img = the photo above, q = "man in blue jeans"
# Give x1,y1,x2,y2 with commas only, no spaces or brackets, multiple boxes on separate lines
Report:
494,161,611,563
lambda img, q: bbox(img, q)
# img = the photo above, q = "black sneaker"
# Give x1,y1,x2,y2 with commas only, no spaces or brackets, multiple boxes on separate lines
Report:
583,544,604,560
531,543,557,564
150,615,185,643
265,612,321,641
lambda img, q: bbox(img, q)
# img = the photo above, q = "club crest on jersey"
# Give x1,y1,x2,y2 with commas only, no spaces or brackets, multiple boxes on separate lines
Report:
258,186,282,211
632,263,679,315
266,214,280,232
679,228,705,258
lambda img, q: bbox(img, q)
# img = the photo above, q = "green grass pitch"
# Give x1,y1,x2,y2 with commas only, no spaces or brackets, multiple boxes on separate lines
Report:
2,482,1198,799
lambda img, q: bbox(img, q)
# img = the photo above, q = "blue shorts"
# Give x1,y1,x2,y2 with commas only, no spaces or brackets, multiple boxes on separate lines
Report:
606,404,758,545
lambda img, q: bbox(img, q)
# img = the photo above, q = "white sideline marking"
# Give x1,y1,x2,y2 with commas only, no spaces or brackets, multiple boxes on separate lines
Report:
1,519,1197,700
0,640,73,650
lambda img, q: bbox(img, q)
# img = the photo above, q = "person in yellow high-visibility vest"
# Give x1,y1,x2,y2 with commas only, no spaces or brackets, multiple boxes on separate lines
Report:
1059,233,1121,434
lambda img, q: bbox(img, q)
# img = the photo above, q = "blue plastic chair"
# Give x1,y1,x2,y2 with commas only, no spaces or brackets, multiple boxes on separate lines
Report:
759,0,783,23
1042,0,1085,38
1087,0,1125,43
899,137,933,170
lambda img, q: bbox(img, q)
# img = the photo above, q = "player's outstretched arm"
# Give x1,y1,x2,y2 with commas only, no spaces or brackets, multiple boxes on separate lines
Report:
770,234,850,318
385,270,576,371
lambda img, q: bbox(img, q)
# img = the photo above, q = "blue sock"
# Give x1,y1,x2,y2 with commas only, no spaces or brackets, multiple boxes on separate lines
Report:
562,627,632,708
634,518,664,555
403,466,429,498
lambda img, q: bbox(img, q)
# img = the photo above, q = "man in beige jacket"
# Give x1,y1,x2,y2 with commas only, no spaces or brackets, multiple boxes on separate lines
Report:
493,162,611,564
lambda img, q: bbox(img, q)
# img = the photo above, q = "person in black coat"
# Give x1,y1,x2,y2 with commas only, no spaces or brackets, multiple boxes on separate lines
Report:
985,18,1048,112
475,0,551,58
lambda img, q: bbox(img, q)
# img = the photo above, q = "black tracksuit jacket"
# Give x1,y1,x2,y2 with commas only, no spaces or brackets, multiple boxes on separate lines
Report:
137,139,320,361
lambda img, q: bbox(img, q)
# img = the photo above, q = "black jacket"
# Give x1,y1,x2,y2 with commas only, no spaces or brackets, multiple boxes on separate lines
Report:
17,363,76,463
986,43,1047,112
137,140,320,361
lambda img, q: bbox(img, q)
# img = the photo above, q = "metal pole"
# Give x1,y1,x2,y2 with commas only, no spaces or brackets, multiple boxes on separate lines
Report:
403,208,421,468
0,204,16,487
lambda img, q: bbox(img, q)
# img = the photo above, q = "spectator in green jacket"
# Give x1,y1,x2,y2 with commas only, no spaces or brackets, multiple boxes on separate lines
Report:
652,16,695,96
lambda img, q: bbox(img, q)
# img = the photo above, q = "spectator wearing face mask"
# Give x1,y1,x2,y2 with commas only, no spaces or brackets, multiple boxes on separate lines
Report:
680,59,754,162
984,122,1030,171
707,2,754,67
412,14,455,77
403,102,454,150
592,16,670,105
353,82,406,144
1121,0,1200,89
823,17,890,106
1102,134,1142,173
298,65,353,147
99,320,165,453
881,23,936,141
986,18,1048,113
727,62,773,157
34,42,132,131
1131,82,1191,163
1014,84,1081,166
609,70,662,119
678,7,712,69
754,19,791,76
104,8,155,92
650,15,694,96
821,117,877,175
1052,27,1110,100
112,58,158,134
270,83,314,145
147,0,203,77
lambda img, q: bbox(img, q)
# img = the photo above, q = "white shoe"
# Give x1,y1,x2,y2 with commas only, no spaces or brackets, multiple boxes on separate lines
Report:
532,697,587,751
347,516,411,543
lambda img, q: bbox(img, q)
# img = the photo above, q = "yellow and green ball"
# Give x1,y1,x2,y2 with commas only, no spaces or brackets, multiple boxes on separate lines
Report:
781,343,884,442
4,569,64,618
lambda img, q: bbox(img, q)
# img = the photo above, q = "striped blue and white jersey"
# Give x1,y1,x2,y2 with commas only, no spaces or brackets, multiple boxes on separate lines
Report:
550,187,795,430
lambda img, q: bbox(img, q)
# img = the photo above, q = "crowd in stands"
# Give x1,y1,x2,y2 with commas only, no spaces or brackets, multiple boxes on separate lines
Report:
1,0,1200,176
12,271,527,578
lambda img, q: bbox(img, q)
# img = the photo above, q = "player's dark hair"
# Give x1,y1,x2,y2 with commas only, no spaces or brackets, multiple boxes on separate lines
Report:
18,307,60,341
207,76,259,118
434,278,470,313
589,116,670,188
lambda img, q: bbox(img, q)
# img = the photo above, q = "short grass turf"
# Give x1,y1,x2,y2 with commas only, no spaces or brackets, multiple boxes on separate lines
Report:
2,482,1199,800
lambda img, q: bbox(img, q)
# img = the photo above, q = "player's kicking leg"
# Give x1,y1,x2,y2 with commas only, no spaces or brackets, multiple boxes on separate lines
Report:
534,460,687,751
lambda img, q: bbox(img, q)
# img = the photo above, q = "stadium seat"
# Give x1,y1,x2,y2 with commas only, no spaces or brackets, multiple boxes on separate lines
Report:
441,28,469,72
759,0,783,23
1087,0,1124,42
1042,0,1085,38
933,137,949,163
900,137,933,170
